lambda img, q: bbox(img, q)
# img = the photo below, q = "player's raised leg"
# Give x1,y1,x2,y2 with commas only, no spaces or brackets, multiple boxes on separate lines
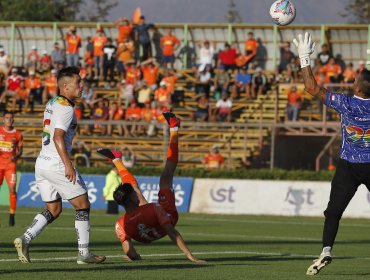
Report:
160,111,180,190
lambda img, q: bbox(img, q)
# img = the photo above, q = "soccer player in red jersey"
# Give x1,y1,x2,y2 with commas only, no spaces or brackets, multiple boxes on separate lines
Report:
0,111,23,226
97,112,205,263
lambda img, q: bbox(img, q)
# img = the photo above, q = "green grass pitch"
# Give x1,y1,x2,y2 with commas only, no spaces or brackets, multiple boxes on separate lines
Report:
1,206,370,279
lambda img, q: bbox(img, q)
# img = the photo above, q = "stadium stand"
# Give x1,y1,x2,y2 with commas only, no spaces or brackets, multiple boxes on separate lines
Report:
0,22,368,169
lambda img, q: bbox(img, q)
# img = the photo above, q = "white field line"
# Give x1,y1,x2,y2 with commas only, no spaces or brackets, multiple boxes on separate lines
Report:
2,250,370,263
45,226,320,242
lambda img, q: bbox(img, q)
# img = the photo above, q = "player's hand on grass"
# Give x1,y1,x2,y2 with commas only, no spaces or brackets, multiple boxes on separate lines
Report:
188,254,206,263
65,162,76,184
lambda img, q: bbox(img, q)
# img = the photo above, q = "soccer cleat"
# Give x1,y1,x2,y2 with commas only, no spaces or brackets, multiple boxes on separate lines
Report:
9,214,15,226
77,253,106,264
162,111,180,128
97,148,122,160
306,252,332,276
14,236,30,263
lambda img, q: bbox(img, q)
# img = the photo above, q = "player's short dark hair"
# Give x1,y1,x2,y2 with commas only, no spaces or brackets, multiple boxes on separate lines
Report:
359,68,370,98
57,66,80,83
3,110,14,117
113,183,134,207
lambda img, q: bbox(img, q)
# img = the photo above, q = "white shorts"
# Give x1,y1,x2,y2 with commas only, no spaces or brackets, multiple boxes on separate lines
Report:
35,167,87,202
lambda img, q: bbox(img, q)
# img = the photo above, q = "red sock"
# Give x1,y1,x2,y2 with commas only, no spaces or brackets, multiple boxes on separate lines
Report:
10,193,17,214
167,131,178,163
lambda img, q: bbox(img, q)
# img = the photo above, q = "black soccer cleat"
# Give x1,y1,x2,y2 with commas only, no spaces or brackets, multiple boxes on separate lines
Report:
162,111,180,128
9,214,15,227
97,148,122,160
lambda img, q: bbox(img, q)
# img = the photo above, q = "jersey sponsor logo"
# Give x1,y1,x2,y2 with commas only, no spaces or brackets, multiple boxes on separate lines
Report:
345,125,370,143
42,119,51,146
0,141,14,152
137,223,161,241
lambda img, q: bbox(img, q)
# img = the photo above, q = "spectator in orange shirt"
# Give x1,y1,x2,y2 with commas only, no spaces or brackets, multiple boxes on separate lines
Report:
141,58,159,90
323,57,342,83
117,38,135,80
160,29,180,70
154,81,171,105
244,32,258,69
12,79,30,113
115,17,132,44
141,101,156,136
92,27,108,80
124,100,142,136
161,69,177,94
91,98,109,135
25,70,42,107
26,46,39,70
343,62,356,83
286,85,302,121
107,101,124,136
65,25,81,67
202,145,225,170
125,61,141,86
42,69,58,104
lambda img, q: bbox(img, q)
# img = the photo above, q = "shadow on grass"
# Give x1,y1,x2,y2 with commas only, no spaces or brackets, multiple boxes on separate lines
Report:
0,262,209,275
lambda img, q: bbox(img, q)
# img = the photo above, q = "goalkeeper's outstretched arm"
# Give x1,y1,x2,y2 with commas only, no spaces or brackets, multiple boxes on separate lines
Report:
293,32,328,102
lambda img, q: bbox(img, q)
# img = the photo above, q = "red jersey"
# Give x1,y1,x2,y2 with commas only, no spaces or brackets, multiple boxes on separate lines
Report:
203,153,225,169
115,203,172,243
160,35,180,56
244,39,258,54
65,34,81,54
0,126,23,166
92,36,108,57
219,48,237,65
117,25,132,43
7,75,22,91
141,65,158,86
125,67,141,85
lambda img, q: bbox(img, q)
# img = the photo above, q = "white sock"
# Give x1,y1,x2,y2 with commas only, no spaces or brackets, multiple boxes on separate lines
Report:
321,246,332,254
24,214,48,244
75,210,90,257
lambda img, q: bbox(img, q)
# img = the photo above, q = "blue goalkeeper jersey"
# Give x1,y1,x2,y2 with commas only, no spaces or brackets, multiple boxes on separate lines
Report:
325,91,370,163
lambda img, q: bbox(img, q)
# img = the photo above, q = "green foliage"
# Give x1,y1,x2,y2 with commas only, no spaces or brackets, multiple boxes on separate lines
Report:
18,163,333,181
342,0,370,23
0,0,117,22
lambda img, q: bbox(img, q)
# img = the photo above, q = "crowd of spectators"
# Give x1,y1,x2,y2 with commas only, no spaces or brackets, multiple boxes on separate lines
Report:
1,17,367,164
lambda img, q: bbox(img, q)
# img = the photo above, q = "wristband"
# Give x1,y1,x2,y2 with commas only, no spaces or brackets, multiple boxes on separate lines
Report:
300,56,311,68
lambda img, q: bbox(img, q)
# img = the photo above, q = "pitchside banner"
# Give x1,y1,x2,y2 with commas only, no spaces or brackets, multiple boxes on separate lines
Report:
17,173,193,212
190,179,370,218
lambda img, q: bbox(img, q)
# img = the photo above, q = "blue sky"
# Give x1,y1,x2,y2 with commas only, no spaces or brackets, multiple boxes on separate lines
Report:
107,0,350,24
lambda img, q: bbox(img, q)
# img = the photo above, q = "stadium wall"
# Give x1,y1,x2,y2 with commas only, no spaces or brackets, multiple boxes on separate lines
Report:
3,172,370,218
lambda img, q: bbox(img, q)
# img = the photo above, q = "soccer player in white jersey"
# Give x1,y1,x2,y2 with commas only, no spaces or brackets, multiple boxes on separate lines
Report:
14,67,106,264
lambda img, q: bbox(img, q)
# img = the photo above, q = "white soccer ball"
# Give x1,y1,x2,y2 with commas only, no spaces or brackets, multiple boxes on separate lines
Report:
269,0,296,26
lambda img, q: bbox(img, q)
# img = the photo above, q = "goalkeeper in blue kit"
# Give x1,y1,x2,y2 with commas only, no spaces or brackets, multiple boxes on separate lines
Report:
293,33,370,275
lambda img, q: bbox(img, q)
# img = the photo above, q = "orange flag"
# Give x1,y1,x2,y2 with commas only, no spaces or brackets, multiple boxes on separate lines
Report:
132,7,142,24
